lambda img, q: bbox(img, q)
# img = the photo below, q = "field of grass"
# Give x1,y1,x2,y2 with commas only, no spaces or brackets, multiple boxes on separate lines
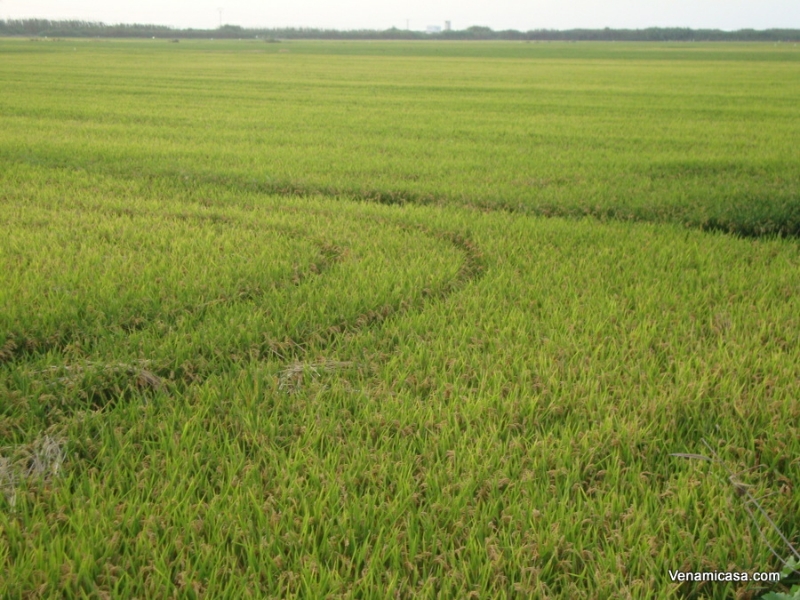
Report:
1,39,799,598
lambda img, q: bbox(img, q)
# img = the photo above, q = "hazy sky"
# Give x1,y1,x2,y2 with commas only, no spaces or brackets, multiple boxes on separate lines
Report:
3,0,800,31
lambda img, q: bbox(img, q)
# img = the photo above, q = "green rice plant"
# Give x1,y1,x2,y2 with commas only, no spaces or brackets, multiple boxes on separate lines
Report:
1,39,798,599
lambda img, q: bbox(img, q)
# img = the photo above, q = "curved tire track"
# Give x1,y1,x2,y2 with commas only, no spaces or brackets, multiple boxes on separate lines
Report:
1,194,485,435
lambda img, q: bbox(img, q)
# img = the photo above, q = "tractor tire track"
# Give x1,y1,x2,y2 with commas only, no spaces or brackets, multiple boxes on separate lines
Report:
1,196,485,434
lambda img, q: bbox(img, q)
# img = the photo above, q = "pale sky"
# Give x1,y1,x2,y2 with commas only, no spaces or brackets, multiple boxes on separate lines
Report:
3,0,800,32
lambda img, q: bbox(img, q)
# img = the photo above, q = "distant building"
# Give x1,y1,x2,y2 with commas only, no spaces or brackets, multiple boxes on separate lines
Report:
444,21,451,31
426,25,442,34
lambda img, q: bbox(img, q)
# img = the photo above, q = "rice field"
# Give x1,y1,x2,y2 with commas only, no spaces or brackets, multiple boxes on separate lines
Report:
1,39,799,599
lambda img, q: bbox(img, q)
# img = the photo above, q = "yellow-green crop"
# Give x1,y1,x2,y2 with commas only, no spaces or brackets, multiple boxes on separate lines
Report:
1,39,798,599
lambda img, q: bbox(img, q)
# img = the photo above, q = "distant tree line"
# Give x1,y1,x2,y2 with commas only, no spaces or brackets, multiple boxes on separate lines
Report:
1,19,799,42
